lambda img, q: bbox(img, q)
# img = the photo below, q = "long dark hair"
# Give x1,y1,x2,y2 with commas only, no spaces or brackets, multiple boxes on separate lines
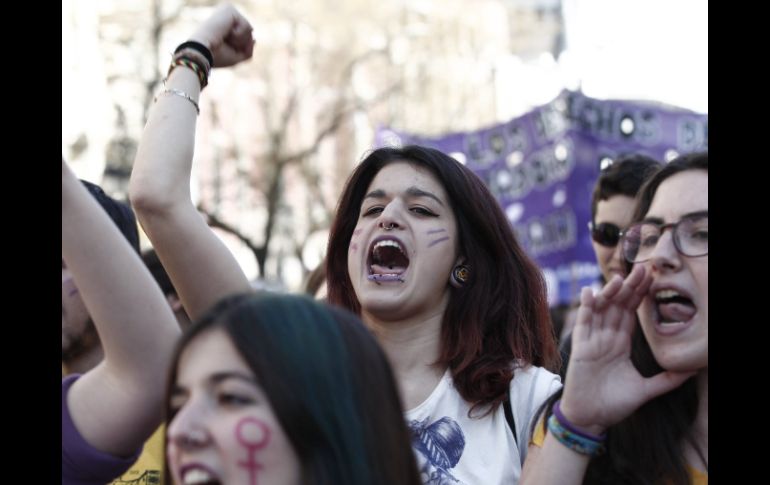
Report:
534,151,708,484
327,145,559,414
164,292,421,485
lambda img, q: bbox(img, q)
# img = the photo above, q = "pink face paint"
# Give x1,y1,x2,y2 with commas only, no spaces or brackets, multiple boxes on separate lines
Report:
350,229,363,253
428,236,450,247
235,417,271,485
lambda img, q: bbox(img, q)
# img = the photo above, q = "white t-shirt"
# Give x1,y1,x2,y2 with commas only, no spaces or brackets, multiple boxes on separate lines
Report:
405,364,561,485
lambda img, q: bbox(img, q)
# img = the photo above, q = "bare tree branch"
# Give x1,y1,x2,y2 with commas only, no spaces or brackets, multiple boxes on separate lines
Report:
280,82,401,165
197,204,263,278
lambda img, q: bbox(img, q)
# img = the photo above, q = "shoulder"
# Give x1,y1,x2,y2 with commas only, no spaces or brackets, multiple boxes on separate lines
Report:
508,363,561,433
510,362,562,399
63,374,142,483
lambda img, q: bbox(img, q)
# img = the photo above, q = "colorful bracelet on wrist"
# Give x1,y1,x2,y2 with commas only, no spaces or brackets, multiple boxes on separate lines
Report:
167,57,208,89
174,40,214,68
547,400,606,456
553,400,607,442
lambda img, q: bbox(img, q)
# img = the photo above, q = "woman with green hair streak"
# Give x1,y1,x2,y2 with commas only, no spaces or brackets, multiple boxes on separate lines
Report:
164,292,421,485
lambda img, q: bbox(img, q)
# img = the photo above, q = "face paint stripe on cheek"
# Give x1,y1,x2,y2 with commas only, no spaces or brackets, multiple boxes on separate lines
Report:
427,228,446,235
235,417,271,485
63,275,80,297
350,242,358,253
428,236,450,247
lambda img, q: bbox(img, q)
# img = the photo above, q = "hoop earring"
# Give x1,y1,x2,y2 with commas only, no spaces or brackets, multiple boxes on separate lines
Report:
450,264,470,288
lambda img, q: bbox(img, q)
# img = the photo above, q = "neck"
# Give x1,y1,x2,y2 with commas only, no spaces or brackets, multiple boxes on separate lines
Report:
363,308,444,374
362,306,446,410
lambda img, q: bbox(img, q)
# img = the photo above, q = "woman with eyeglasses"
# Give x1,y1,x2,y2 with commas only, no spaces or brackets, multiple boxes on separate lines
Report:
521,151,708,485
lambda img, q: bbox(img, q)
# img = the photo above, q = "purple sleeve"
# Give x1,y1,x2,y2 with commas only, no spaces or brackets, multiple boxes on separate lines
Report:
62,374,143,485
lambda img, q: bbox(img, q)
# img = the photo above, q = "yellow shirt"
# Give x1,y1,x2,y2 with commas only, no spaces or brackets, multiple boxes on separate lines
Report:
107,425,165,485
531,417,707,484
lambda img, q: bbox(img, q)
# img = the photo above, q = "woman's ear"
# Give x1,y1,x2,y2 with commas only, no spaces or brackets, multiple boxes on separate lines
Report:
449,257,470,288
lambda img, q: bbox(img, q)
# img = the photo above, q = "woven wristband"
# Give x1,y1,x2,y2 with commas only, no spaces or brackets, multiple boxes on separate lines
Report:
174,40,214,68
167,58,208,89
547,414,605,456
553,400,607,442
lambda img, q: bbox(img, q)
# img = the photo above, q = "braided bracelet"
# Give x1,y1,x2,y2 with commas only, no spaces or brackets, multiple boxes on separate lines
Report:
174,48,211,73
167,58,208,89
174,40,214,68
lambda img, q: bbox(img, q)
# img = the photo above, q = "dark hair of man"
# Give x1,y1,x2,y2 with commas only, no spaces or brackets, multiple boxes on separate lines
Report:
590,154,661,223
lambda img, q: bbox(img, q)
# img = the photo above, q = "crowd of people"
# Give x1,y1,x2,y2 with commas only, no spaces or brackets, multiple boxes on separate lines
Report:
63,5,708,485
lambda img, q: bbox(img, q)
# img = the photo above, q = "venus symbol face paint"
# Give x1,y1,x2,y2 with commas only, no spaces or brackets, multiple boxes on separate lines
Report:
168,330,301,485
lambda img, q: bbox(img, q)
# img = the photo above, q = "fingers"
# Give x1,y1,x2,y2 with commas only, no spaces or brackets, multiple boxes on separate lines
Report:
595,265,648,312
625,265,652,310
592,275,623,310
195,5,251,46
573,286,596,343
230,17,253,49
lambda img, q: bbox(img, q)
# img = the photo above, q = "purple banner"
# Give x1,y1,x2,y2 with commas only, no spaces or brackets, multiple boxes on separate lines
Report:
375,90,708,305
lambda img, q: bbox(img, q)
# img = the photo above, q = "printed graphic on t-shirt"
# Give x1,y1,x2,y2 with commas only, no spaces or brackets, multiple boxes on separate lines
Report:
109,470,161,485
409,416,466,485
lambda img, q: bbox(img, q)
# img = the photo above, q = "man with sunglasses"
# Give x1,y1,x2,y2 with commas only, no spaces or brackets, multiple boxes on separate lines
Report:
557,154,660,379
588,154,661,284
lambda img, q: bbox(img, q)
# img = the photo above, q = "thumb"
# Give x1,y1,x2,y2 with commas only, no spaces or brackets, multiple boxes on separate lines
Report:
643,370,697,401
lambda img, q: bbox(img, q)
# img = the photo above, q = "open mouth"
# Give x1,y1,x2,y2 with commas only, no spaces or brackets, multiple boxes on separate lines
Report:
367,237,410,283
654,289,696,324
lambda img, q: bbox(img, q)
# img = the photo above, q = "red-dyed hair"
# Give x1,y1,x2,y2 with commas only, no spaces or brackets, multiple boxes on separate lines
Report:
327,145,559,413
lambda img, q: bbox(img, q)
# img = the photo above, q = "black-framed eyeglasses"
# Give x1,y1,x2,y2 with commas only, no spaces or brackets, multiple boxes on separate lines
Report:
621,211,708,263
588,221,623,248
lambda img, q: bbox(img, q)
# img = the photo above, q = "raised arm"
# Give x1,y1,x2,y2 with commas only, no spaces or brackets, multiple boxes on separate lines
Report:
129,4,255,320
63,158,181,456
520,265,695,484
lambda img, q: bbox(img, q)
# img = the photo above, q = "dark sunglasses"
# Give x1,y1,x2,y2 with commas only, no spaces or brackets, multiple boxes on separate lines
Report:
588,221,623,247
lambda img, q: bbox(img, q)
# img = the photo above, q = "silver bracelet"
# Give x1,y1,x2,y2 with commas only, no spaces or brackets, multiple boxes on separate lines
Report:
154,88,200,115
